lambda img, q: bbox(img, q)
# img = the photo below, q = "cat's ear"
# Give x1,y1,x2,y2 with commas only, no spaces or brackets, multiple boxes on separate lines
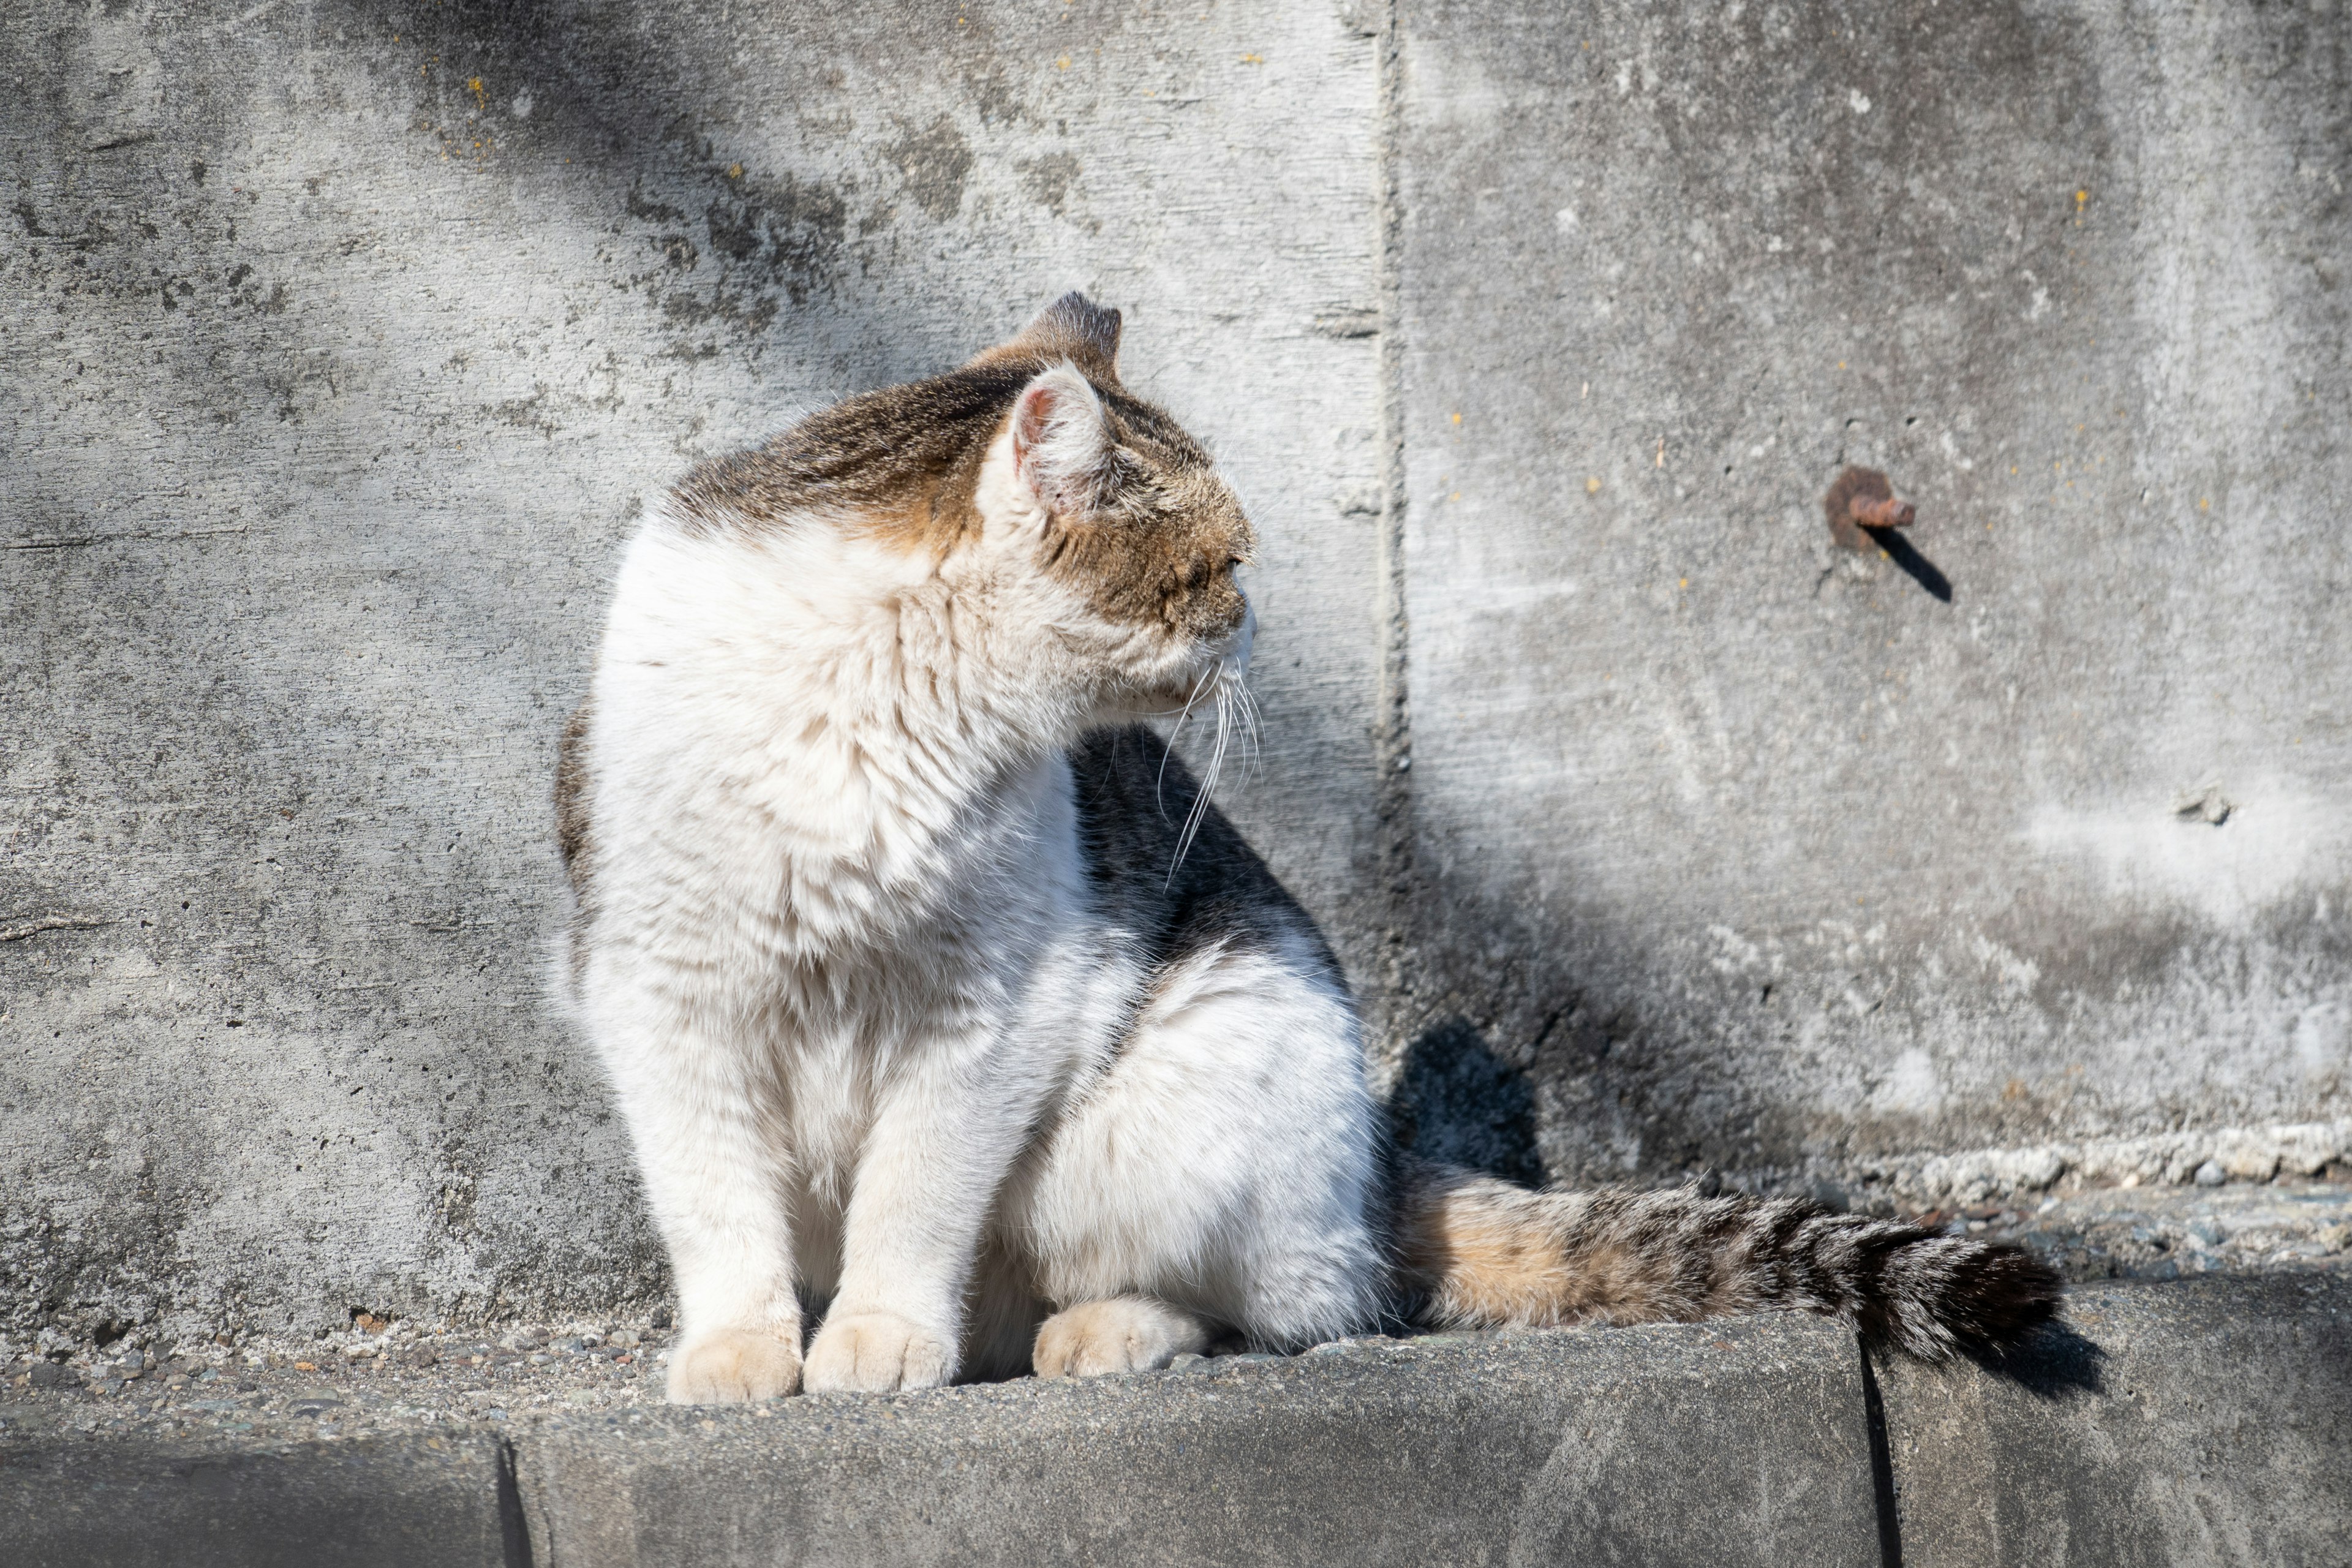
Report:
995,292,1122,380
1010,364,1109,519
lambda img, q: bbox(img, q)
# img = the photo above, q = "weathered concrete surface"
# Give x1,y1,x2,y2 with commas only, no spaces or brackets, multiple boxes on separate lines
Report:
2,1432,521,1568
1962,1176,2352,1284
1878,1274,2352,1566
513,1317,1878,1567
12,1284,2352,1566
1391,2,2352,1186
6,0,2352,1348
1,1319,1880,1564
0,1,1382,1343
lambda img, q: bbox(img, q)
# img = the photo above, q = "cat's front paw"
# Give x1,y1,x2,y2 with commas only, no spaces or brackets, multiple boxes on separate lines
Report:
666,1325,803,1404
802,1310,954,1393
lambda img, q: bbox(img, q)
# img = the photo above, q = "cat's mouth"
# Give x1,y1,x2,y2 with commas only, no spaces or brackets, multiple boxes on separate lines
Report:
1129,591,1254,712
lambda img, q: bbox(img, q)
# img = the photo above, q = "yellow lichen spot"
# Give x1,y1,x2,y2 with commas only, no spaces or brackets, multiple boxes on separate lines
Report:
2010,465,2018,474
1678,577,1689,589
2200,497,2210,510
1450,411,1461,424
1055,55,1071,69
1450,491,1461,502
1837,360,1846,369
1240,52,1264,64
1586,476,1602,494
728,163,744,179
2076,189,2088,208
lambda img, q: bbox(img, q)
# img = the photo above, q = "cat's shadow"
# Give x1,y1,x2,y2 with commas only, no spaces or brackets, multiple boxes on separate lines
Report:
1390,1019,1545,1187
1962,1318,2106,1398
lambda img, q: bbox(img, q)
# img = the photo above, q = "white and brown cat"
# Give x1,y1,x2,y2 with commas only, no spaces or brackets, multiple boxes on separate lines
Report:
556,294,2061,1403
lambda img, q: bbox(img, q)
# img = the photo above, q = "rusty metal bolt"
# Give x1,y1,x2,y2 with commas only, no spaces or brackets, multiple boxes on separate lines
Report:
1825,467,1915,551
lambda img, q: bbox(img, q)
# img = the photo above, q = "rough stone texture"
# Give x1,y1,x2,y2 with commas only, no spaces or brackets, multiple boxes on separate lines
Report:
0,0,1382,1343
9,1281,2350,1565
520,1316,1877,1567
1877,1274,2352,1566
0,1319,1878,1564
1,1432,521,1568
1867,1118,2352,1207
1948,1177,2352,1284
1390,0,2352,1188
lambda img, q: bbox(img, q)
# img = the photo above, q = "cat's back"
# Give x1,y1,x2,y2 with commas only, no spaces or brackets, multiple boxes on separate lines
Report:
1068,726,1341,989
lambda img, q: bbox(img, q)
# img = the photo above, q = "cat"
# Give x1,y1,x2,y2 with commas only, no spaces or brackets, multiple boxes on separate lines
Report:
556,293,2063,1403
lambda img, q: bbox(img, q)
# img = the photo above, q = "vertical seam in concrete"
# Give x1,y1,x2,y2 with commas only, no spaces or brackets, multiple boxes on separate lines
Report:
1371,0,1415,1038
1856,1341,1905,1568
498,1435,541,1567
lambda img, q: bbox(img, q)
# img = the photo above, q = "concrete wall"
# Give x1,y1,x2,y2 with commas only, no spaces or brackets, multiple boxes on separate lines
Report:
0,0,1383,1341
1,0,2345,1341
1390,0,2352,1186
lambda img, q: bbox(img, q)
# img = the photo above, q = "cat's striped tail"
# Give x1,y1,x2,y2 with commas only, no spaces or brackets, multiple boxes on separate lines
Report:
1394,1159,2064,1360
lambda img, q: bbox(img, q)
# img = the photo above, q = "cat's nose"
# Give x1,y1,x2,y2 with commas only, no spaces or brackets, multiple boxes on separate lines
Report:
1218,590,1256,668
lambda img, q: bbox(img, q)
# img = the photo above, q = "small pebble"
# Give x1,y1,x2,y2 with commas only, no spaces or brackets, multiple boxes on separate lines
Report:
2195,1161,2226,1188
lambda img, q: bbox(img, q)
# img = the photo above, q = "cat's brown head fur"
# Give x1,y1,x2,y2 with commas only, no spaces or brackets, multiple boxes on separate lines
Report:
669,293,1254,650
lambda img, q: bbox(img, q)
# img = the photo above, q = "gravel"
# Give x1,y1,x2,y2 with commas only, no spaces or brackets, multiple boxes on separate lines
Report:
1929,1178,2352,1282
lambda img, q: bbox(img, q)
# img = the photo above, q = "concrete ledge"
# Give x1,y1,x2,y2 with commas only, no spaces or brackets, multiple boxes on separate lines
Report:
1879,1274,2352,1567
517,1317,1875,1568
1,1432,521,1568
6,1278,2347,1566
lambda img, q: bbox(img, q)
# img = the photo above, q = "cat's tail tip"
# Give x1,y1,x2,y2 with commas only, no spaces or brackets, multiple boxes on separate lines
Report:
1859,1229,2067,1361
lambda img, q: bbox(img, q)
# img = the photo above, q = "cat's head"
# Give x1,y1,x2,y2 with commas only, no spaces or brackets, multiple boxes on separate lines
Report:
965,293,1258,718
672,292,1257,726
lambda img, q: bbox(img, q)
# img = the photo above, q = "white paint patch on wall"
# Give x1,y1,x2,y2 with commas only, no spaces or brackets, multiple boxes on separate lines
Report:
2022,778,2347,927
1870,1049,1945,1118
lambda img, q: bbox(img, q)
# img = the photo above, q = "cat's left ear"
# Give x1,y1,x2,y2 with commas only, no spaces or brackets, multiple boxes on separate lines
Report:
1010,364,1109,520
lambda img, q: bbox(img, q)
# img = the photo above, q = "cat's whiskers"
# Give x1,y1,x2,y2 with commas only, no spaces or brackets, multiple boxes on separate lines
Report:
1154,664,1223,826
1166,655,1251,884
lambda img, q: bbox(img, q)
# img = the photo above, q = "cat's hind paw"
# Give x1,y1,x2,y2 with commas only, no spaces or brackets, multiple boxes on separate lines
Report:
1033,1297,1211,1378
666,1325,803,1404
802,1310,954,1393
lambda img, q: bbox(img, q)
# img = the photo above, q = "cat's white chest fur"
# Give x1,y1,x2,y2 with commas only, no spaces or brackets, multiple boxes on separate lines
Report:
587,511,1132,1215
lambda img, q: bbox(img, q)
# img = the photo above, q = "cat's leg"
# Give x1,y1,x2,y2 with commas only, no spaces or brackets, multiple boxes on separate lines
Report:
1018,937,1390,1368
586,959,802,1404
802,1025,1044,1395
1032,1295,1212,1378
